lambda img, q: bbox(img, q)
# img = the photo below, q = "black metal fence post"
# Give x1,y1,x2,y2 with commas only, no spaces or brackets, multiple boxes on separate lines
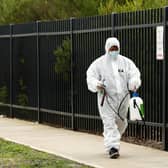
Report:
9,24,13,118
70,18,75,130
162,6,168,150
111,12,115,36
36,21,40,123
165,6,168,151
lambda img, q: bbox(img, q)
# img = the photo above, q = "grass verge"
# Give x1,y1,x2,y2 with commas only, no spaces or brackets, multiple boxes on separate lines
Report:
0,138,91,168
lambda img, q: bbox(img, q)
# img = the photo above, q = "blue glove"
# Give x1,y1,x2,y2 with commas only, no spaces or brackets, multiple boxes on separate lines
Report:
132,92,139,97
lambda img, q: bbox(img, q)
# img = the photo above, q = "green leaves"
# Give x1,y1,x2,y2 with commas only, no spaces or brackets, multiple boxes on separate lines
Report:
98,0,168,14
17,78,28,106
0,0,99,24
0,85,8,103
53,38,71,81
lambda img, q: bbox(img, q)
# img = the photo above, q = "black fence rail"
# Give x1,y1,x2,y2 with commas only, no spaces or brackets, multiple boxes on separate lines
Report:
0,7,168,150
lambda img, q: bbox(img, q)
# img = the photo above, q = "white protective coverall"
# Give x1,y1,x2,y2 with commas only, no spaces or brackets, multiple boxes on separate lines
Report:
86,37,141,152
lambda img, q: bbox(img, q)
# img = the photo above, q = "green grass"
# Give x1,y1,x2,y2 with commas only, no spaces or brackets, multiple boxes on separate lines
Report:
0,138,91,168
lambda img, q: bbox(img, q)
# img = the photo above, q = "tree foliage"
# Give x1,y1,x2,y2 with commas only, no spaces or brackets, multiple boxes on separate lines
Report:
53,38,71,81
0,0,167,24
98,0,168,14
17,78,28,106
0,0,99,24
0,85,8,103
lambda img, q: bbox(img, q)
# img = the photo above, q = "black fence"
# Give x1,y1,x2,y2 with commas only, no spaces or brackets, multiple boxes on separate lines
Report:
0,7,168,151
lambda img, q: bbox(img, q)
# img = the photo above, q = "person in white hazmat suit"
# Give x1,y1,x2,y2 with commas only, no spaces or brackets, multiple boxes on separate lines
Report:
86,37,141,159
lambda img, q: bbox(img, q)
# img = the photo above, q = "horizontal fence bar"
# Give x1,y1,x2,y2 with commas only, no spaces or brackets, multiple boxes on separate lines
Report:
12,105,37,111
1,103,167,127
40,108,71,116
0,32,71,38
0,35,10,38
0,103,99,119
0,103,37,111
128,120,164,127
39,31,71,36
0,103,11,107
0,22,164,39
114,22,163,30
12,33,37,37
73,27,112,34
74,113,101,120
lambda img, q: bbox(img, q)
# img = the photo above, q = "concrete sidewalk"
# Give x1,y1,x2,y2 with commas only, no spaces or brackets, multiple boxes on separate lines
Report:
0,117,168,168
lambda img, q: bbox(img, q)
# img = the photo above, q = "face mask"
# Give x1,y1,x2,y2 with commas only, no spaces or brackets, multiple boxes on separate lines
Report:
109,51,119,58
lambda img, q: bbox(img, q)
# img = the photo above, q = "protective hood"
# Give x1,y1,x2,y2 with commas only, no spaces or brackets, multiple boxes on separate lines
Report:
105,37,120,54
